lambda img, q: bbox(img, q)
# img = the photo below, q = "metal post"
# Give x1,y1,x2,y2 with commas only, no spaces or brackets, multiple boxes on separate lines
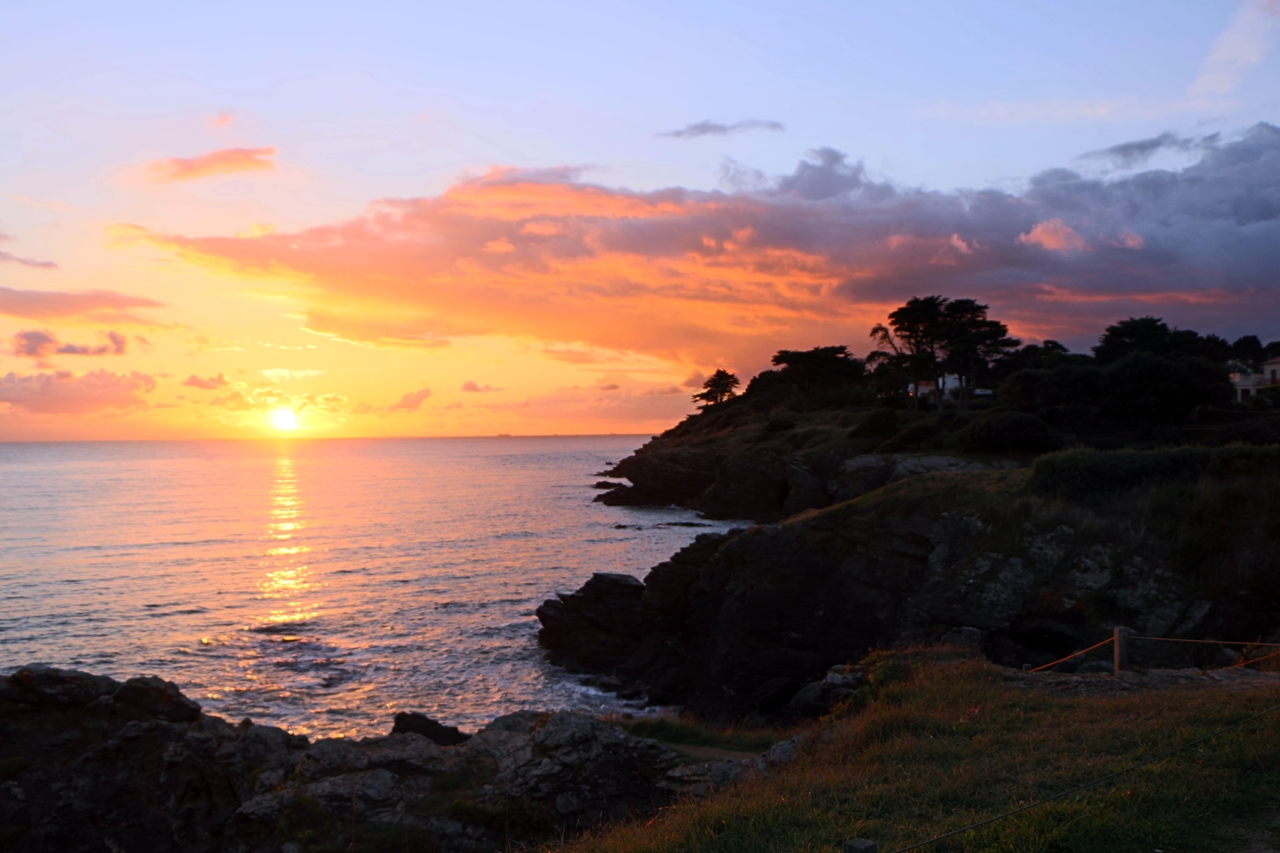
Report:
1113,626,1129,675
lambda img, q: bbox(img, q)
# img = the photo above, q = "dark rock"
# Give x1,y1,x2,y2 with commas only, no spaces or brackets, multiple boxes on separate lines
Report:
0,666,686,853
536,572,646,672
540,484,1259,722
1077,660,1113,673
392,712,472,745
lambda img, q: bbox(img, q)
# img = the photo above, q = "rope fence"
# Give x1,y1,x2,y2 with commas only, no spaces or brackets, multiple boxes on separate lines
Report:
1017,627,1280,677
841,626,1280,853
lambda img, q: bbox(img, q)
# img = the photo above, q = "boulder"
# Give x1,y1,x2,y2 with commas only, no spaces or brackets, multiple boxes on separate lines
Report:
0,666,688,853
391,712,472,745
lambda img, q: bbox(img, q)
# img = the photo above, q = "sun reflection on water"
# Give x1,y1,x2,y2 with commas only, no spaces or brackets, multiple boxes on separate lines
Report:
257,456,322,628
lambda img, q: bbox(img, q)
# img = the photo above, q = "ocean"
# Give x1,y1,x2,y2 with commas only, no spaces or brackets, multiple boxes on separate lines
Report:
0,437,741,737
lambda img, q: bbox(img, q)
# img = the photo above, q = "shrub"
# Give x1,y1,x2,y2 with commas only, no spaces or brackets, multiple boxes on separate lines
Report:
1030,445,1280,500
956,411,1057,453
851,408,898,438
875,422,939,453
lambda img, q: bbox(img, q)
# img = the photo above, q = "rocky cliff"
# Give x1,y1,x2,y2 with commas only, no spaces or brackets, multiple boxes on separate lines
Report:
594,400,1037,521
0,665,702,853
543,448,1280,722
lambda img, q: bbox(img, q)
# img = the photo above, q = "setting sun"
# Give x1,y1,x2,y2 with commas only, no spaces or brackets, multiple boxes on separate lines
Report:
270,409,298,431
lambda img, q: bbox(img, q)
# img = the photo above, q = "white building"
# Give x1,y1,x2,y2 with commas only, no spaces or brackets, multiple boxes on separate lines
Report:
1231,356,1280,402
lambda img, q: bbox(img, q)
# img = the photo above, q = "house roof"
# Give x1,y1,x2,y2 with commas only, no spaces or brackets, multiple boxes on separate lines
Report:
1264,355,1280,367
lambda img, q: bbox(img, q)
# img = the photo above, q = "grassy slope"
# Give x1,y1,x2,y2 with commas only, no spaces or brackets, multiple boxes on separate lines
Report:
563,651,1280,853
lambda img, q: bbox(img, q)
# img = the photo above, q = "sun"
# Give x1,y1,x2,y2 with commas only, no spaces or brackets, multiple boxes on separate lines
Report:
271,408,298,431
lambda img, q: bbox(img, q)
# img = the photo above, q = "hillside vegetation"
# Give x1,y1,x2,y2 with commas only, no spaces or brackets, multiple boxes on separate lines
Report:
560,650,1280,853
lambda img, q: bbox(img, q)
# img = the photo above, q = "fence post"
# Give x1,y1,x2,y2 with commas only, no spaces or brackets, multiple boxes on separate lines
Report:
1113,626,1131,674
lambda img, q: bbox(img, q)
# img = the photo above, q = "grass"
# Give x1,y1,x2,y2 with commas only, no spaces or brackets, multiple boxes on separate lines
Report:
619,718,783,754
556,651,1280,853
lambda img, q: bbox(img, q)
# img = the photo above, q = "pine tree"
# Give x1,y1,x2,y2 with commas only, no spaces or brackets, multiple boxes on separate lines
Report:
692,369,740,407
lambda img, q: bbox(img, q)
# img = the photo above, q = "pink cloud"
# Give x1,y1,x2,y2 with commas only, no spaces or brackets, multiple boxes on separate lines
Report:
183,373,229,389
209,112,235,128
1018,219,1088,253
147,147,277,183
12,329,127,364
389,386,432,411
0,370,156,414
0,287,164,324
461,380,501,392
0,250,57,269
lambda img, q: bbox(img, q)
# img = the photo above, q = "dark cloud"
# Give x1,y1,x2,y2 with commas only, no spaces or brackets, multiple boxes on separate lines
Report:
55,331,127,356
774,148,895,201
183,373,229,390
12,330,57,361
13,329,127,362
1080,131,1220,168
658,119,785,139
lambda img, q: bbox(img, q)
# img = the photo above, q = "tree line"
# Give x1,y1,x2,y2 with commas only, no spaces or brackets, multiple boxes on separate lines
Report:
694,297,1280,424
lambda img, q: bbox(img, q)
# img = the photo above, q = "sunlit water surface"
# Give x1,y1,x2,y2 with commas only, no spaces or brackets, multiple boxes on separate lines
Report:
0,438,743,737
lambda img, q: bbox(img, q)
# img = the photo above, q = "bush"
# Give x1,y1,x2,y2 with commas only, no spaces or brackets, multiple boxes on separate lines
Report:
851,408,898,439
956,411,1057,453
875,422,939,453
1099,352,1231,423
1030,445,1280,499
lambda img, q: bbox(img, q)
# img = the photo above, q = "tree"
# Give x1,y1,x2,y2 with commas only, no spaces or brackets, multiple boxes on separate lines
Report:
869,295,949,409
692,369,740,408
1231,335,1266,368
938,299,1021,412
1092,317,1173,364
770,346,865,412
1093,316,1232,365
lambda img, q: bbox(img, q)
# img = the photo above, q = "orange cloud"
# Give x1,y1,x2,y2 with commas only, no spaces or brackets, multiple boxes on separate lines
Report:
183,373,229,389
1018,219,1087,253
133,128,1280,364
148,147,277,183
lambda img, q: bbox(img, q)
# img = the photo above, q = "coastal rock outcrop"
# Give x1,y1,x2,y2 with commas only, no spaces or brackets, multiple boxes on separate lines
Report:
0,666,688,852
597,448,1022,522
547,462,1280,723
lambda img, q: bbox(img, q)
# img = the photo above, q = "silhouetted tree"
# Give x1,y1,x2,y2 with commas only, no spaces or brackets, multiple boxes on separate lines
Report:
869,295,949,409
771,346,865,412
939,299,1021,412
692,369,740,408
1232,335,1266,368
1094,316,1232,365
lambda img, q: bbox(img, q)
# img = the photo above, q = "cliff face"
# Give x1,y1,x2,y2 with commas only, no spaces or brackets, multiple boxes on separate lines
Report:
543,456,1280,722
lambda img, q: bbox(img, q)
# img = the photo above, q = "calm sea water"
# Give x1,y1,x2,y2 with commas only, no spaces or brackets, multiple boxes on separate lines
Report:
0,438,740,737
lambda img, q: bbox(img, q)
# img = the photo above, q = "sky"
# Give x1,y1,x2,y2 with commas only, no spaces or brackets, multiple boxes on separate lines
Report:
1,0,1278,440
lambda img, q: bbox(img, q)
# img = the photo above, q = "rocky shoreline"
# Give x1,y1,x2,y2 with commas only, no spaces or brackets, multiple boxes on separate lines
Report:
544,456,1280,723
0,665,801,853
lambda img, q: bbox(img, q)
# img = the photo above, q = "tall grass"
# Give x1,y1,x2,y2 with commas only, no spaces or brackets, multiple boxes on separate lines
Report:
559,653,1280,853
